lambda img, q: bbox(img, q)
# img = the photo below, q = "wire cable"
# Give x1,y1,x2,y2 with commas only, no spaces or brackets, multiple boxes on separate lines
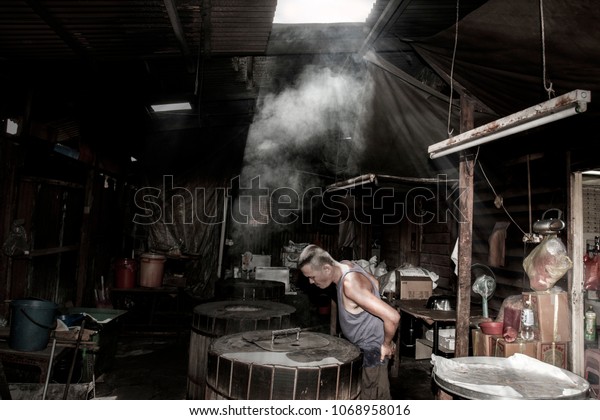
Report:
478,161,528,236
446,0,460,136
539,0,555,99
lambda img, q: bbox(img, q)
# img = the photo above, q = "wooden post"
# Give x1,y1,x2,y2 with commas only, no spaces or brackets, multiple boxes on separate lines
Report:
568,170,584,376
454,95,475,357
75,169,95,307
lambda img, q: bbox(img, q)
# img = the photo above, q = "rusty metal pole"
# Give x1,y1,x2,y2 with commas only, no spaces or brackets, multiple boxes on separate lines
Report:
63,319,86,399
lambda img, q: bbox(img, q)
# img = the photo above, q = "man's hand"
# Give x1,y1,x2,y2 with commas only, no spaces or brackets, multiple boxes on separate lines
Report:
380,341,396,361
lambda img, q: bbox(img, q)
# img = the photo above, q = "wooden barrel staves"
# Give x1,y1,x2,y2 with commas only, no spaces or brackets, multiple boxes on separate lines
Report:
205,329,362,400
187,300,296,399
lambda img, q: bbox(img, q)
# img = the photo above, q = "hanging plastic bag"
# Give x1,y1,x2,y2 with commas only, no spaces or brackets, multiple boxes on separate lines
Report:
523,235,573,291
495,295,523,343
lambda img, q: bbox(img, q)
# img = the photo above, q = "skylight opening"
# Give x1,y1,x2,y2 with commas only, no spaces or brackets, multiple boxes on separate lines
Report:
273,0,374,24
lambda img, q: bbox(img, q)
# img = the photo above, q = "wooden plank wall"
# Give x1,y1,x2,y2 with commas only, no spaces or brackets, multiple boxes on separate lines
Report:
420,212,454,293
376,150,571,321
470,152,570,316
0,138,129,313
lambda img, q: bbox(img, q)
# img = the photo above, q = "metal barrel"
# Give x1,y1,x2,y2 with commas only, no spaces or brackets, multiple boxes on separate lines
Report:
205,330,362,400
187,300,296,399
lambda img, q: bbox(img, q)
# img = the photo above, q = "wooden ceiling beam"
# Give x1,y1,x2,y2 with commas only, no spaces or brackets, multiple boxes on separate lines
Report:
163,0,195,73
358,0,411,58
25,0,89,59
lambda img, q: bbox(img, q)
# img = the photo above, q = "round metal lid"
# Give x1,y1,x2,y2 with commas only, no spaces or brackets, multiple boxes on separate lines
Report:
193,300,295,319
242,328,330,352
210,330,361,367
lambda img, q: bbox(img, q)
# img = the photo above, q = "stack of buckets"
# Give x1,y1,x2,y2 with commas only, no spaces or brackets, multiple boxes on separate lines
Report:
115,253,167,289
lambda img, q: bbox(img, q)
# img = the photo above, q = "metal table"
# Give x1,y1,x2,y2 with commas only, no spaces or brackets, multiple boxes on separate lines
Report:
392,299,457,358
393,299,486,353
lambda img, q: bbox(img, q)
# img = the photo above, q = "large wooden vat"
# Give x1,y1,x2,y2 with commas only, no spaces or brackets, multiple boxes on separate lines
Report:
205,329,362,400
187,300,296,399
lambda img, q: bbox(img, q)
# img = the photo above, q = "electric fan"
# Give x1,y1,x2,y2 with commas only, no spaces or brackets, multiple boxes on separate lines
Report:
471,263,496,319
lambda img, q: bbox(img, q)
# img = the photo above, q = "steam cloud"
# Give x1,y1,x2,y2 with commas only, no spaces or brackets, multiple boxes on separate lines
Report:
229,62,373,252
242,65,372,193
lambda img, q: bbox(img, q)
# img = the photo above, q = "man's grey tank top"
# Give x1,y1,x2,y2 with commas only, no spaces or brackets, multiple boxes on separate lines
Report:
336,261,384,351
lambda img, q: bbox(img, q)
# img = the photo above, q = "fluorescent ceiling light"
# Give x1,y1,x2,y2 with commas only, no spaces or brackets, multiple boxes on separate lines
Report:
274,0,373,23
583,170,600,176
150,102,192,112
428,89,591,159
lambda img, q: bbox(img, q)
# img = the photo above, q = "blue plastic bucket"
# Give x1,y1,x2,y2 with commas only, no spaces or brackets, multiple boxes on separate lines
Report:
9,299,58,351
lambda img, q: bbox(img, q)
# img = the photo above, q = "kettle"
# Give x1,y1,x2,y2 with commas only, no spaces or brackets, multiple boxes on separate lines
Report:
532,208,565,234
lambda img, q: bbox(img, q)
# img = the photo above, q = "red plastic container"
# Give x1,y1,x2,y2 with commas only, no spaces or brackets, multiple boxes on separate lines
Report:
115,258,137,289
479,321,503,335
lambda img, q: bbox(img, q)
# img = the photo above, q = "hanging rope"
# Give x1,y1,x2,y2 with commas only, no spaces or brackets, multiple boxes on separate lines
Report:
446,0,460,136
527,154,533,233
539,0,555,99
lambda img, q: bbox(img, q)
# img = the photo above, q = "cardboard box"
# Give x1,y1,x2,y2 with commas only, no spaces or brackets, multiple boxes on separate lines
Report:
493,337,537,358
415,338,454,359
397,275,433,300
522,291,571,342
472,329,499,356
536,341,568,369
426,328,455,351
415,338,433,360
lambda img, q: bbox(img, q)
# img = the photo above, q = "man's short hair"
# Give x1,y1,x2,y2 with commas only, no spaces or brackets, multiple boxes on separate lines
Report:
298,244,335,270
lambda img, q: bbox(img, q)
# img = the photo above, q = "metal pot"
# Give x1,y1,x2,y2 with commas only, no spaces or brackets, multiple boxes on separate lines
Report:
426,295,456,311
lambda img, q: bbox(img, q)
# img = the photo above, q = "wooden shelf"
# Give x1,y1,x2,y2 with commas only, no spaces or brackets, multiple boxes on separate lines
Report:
28,245,80,257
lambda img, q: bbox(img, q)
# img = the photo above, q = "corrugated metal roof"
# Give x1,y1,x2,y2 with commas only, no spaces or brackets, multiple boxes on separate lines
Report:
0,0,278,62
1,0,187,60
0,0,489,69
207,0,277,54
367,0,489,42
0,0,491,157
